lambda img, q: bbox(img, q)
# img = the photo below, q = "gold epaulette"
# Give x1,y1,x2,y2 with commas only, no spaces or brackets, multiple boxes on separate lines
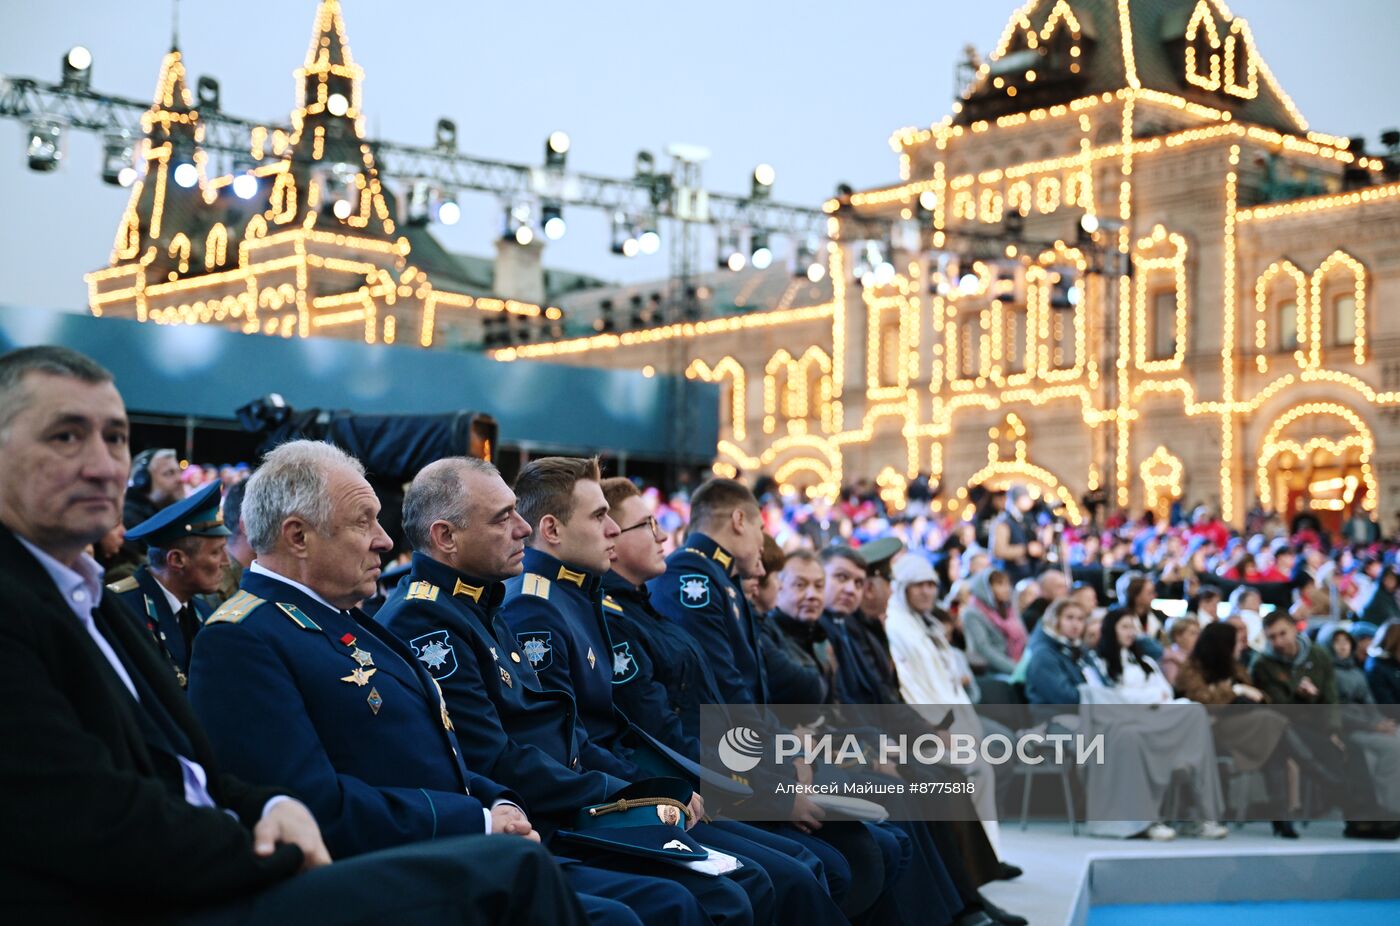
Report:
602,595,624,613
406,580,441,602
521,573,551,600
205,590,267,625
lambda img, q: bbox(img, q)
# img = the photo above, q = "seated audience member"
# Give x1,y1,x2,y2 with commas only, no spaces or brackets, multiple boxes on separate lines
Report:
1227,585,1266,651
1109,572,1166,659
1020,568,1068,634
1362,567,1400,625
1350,621,1378,666
933,605,983,703
1366,620,1400,704
1188,585,1224,623
1097,610,1175,703
1068,581,1100,618
962,569,1027,677
1013,578,1042,619
1320,624,1400,815
1024,600,1226,840
885,556,970,707
1158,615,1201,687
1176,623,1311,837
766,550,840,705
0,346,584,925
1252,611,1400,839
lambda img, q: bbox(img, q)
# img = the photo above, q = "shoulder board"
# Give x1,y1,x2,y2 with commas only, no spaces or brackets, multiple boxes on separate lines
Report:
205,590,267,626
601,595,624,613
275,602,321,631
405,580,441,602
681,547,705,558
106,576,139,594
521,573,552,600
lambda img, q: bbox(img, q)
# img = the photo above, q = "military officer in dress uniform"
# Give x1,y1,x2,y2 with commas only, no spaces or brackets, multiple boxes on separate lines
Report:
108,478,229,685
187,441,698,926
648,478,770,707
501,458,858,926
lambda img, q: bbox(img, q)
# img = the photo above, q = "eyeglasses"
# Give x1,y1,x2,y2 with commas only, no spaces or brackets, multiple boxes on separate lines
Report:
619,515,662,538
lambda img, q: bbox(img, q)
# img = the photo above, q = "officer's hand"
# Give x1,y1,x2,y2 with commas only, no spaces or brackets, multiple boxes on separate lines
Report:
1297,677,1319,700
255,799,332,872
686,792,705,829
492,804,541,842
790,794,826,833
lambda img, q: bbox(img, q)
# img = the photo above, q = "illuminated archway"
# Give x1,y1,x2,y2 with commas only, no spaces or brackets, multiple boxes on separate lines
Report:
1257,402,1377,523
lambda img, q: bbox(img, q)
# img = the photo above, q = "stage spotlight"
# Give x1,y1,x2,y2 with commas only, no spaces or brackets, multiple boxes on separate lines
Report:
62,46,92,91
101,132,134,186
542,203,566,240
173,162,198,188
26,118,63,172
638,228,661,255
545,131,570,168
751,163,775,200
232,173,258,199
436,198,461,226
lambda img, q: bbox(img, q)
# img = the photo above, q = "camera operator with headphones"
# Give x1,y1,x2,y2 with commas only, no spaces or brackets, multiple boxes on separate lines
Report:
123,447,184,529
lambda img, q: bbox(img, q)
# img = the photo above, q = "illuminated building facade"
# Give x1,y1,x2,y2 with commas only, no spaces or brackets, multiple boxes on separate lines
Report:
498,0,1400,528
86,0,551,348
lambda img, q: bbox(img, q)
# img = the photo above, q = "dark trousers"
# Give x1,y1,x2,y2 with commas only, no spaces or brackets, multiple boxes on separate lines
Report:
701,820,847,926
179,835,586,926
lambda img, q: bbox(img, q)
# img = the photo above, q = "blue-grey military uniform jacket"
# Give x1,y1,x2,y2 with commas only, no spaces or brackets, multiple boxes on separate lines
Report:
649,533,768,706
108,566,213,685
188,569,515,859
500,549,639,780
376,553,631,828
602,570,720,762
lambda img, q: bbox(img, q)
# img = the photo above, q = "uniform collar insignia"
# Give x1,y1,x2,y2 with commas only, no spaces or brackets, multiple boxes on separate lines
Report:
712,548,733,570
452,578,484,602
557,565,588,587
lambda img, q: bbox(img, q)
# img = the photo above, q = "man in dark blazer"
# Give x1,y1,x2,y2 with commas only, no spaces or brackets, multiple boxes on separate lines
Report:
0,345,585,925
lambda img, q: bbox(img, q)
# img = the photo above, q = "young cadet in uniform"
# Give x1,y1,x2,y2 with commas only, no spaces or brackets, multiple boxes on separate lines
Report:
187,441,678,926
0,347,584,926
649,479,769,706
500,457,849,926
603,478,920,920
373,457,738,926
108,479,230,686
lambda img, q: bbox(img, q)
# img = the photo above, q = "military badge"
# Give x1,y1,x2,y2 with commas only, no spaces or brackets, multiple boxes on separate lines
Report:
679,574,711,609
367,687,383,715
611,642,638,684
517,632,553,670
410,630,458,680
587,647,596,670
499,665,514,688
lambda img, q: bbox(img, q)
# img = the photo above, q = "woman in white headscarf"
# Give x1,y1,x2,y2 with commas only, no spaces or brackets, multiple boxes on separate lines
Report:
885,554,1003,854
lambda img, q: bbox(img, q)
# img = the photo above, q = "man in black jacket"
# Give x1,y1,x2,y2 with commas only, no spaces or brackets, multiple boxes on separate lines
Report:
0,345,584,925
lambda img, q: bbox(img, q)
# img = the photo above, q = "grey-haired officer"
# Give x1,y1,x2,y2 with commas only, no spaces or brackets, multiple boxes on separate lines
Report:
109,479,229,684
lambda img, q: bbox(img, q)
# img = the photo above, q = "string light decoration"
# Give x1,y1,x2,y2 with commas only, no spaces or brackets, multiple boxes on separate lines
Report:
685,357,747,441
87,0,551,345
1140,445,1184,515
876,466,909,512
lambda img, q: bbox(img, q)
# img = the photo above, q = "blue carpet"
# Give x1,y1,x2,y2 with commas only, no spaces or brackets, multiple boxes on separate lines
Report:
1089,899,1400,926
